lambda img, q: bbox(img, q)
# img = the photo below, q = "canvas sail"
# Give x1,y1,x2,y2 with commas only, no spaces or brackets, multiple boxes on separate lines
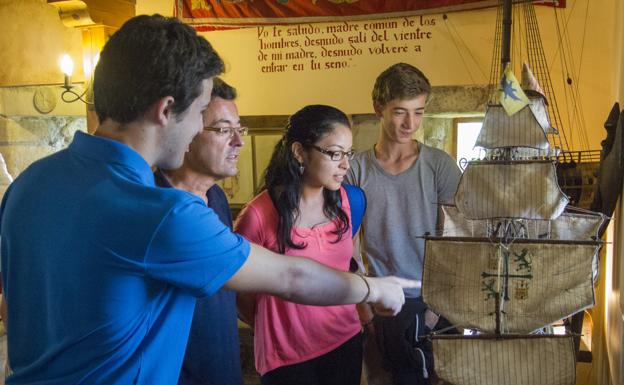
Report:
455,161,569,220
440,205,604,240
476,99,555,151
422,239,597,333
432,335,576,385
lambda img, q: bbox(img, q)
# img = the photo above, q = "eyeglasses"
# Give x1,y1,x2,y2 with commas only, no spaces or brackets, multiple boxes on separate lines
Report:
309,145,355,161
203,126,249,137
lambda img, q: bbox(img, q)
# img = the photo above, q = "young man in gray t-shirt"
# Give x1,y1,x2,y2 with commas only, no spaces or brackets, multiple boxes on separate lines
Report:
346,63,461,385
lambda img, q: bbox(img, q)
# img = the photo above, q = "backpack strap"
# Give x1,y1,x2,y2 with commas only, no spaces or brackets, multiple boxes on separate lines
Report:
343,183,367,236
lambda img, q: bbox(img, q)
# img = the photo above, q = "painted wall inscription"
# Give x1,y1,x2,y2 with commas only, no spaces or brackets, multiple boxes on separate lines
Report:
256,16,436,73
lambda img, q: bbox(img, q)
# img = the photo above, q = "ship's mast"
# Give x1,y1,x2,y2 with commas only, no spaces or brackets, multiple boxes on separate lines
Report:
501,0,512,71
497,0,513,335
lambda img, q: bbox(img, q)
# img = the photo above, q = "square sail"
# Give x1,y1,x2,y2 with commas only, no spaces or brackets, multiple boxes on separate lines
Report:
432,335,576,385
422,238,597,333
440,205,604,240
477,98,556,151
455,161,569,220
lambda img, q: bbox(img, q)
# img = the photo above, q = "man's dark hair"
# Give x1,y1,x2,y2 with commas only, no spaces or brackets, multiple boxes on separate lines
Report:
211,78,237,101
93,14,224,123
372,63,431,108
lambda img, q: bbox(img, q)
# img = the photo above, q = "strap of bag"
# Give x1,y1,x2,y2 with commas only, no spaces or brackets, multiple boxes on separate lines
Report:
340,184,368,273
343,183,366,236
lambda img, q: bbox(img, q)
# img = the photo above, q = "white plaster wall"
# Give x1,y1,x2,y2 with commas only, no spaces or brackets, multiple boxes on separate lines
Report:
134,0,616,152
0,0,84,86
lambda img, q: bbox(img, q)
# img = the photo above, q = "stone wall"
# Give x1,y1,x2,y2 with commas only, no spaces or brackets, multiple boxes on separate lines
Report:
350,85,487,156
0,82,87,192
0,115,86,178
352,114,455,155
0,84,87,195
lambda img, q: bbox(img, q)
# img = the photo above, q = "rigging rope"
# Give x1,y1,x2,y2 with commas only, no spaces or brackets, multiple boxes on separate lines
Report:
487,1,596,153
551,3,591,151
443,15,477,84
525,3,571,151
443,14,489,83
488,1,504,104
571,1,591,150
552,7,575,151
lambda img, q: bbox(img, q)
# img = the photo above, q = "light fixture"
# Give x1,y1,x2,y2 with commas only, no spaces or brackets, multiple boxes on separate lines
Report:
59,53,93,104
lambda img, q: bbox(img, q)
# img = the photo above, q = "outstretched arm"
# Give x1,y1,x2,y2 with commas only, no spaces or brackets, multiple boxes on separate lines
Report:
225,243,418,316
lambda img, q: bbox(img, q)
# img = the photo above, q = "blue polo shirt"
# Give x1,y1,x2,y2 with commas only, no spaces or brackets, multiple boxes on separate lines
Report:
154,170,244,385
0,131,249,385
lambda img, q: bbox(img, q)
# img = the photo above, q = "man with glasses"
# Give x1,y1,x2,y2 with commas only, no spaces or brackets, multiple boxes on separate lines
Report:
154,78,247,385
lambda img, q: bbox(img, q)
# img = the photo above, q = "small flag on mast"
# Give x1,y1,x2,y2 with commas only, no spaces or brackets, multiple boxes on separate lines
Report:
521,62,546,97
499,64,529,116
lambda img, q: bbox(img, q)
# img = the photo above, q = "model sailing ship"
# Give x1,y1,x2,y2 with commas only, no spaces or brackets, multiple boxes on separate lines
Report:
422,2,605,385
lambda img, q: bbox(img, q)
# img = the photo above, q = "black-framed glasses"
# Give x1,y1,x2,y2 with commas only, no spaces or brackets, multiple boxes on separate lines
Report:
309,145,355,161
203,126,248,138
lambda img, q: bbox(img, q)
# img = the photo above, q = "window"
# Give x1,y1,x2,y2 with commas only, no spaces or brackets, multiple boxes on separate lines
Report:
455,120,483,170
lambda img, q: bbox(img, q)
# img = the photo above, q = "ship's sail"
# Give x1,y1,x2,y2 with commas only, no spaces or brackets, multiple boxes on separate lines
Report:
432,335,576,385
440,205,604,240
455,161,569,220
476,98,556,151
422,238,598,333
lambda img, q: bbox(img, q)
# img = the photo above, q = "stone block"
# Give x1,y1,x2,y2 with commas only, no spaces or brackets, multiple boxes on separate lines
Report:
0,144,56,178
428,85,489,117
351,114,455,155
352,114,380,152
0,115,85,176
0,116,40,143
421,118,454,153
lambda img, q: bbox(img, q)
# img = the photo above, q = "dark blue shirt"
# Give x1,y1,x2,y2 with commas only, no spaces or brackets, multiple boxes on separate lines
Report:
154,170,243,385
0,131,249,384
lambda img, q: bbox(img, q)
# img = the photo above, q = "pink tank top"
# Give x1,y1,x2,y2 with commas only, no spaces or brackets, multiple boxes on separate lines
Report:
234,188,361,375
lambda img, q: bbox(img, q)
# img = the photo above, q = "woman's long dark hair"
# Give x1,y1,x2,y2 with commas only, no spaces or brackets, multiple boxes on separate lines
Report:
264,105,351,253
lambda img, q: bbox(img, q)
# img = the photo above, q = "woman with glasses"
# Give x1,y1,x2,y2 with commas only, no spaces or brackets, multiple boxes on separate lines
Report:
235,105,363,385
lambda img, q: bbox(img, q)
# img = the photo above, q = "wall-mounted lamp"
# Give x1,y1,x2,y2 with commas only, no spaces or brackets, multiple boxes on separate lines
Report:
59,53,93,104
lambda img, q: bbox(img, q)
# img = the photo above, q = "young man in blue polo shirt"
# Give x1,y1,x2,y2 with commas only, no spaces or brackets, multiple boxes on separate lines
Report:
0,15,417,385
154,78,247,385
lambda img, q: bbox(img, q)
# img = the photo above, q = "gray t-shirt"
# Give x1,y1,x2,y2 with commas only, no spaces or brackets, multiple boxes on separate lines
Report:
346,142,461,297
